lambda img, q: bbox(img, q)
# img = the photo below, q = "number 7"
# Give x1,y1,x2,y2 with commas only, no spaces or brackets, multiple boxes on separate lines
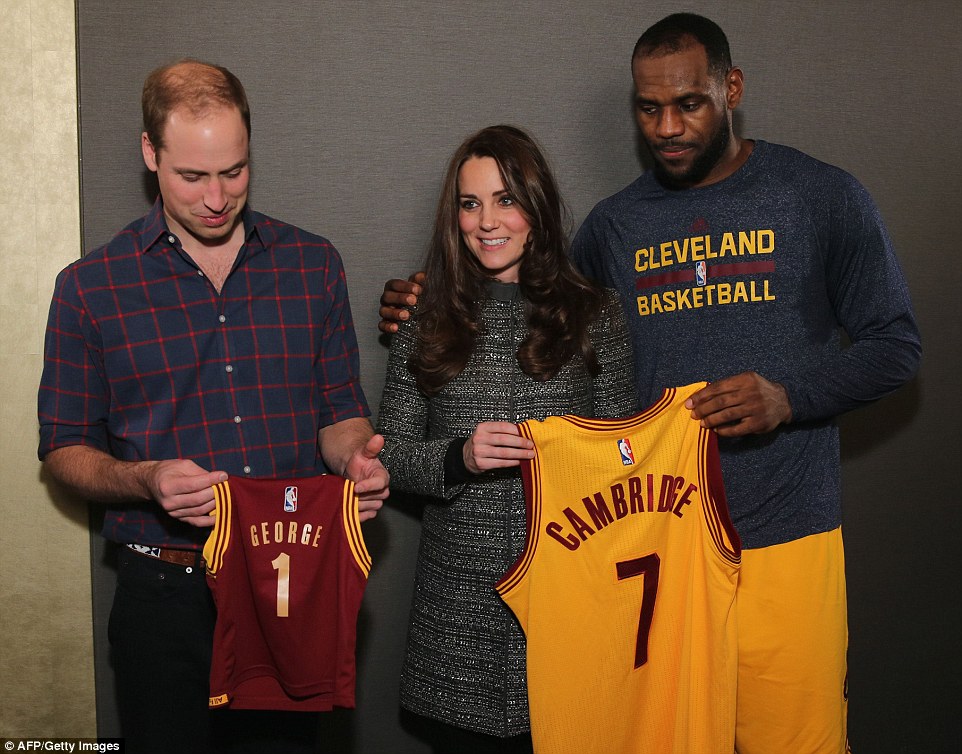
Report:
616,553,661,668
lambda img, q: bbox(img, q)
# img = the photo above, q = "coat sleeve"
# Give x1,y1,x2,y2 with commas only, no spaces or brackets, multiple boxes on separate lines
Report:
375,316,463,500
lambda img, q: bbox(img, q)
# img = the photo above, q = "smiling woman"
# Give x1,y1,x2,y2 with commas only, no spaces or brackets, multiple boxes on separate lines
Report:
457,156,531,283
375,124,638,752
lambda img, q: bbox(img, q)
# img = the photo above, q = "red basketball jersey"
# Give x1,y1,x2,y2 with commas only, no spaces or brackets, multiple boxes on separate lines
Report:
204,474,371,711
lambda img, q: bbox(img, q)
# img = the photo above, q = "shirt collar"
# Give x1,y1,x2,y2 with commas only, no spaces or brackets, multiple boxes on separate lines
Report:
486,279,522,302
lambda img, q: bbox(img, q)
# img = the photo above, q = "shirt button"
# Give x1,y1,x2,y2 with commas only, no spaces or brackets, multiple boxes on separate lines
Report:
225,365,233,373
243,466,252,474
198,270,205,277
233,415,242,423
167,235,176,244
218,315,226,323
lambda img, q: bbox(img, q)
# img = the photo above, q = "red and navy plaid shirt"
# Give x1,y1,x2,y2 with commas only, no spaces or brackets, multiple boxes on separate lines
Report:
39,199,370,548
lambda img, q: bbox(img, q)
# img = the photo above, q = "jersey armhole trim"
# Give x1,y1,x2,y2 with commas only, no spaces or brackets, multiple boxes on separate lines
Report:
496,421,540,597
341,479,372,577
698,430,742,564
204,480,233,574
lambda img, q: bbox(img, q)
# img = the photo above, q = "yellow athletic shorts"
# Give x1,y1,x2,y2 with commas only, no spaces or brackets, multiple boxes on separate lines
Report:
735,527,851,754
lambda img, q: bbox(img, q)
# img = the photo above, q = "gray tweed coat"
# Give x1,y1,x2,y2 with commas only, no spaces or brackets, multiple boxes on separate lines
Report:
376,282,637,736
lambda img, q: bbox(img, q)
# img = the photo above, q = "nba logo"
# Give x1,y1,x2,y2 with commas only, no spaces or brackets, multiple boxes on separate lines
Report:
695,261,707,286
284,486,298,513
618,438,635,466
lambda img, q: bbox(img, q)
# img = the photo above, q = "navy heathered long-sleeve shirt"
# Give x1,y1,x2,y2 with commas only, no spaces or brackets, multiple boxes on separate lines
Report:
572,140,921,549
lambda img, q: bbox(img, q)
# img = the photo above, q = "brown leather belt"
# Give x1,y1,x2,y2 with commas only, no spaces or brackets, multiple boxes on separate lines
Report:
126,543,205,568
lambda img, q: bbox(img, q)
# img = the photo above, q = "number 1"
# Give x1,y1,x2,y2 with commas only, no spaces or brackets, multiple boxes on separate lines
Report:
272,552,290,618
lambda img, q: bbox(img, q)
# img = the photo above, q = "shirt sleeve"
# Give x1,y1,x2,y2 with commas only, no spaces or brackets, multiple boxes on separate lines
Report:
571,209,612,285
590,289,641,419
780,172,922,422
38,264,111,459
315,248,370,427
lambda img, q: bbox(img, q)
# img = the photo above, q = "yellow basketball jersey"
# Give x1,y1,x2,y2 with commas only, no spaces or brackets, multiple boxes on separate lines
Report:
497,383,740,754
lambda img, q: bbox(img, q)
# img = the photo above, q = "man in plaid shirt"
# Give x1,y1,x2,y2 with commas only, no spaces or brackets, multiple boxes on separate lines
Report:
38,60,388,753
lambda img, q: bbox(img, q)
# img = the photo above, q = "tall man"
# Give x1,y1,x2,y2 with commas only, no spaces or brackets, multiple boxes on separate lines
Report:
381,14,920,753
39,60,389,754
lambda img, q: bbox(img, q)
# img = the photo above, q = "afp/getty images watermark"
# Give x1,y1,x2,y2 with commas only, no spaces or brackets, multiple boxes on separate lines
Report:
2,741,123,753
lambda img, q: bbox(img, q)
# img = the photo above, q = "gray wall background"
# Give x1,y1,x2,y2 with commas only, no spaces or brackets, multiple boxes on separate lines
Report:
76,1,960,751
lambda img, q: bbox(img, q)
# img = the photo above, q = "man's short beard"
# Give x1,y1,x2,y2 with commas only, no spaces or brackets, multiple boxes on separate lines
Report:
654,117,732,189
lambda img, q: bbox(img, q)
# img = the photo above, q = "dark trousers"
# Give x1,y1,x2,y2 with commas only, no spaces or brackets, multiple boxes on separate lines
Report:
109,548,319,754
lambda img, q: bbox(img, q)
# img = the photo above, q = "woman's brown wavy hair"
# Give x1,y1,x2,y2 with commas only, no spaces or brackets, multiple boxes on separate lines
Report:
409,125,603,395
